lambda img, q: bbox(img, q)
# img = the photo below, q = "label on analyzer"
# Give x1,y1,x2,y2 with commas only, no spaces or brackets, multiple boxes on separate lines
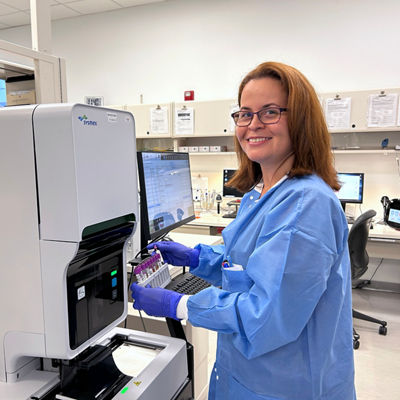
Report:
77,285,86,300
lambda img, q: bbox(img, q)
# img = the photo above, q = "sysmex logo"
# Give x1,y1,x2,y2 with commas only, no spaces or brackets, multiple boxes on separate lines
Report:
78,114,97,126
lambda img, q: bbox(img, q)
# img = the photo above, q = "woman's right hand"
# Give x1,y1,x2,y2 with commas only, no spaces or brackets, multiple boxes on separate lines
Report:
147,241,200,267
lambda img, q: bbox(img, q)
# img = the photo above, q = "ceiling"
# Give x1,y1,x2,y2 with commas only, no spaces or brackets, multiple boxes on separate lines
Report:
0,0,166,30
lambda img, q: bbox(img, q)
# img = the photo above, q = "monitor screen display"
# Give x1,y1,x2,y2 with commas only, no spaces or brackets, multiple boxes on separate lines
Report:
388,208,400,224
137,151,195,243
0,79,6,107
336,172,364,203
223,169,244,198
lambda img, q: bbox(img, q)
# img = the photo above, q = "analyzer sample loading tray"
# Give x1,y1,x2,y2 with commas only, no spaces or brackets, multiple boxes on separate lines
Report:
55,334,160,400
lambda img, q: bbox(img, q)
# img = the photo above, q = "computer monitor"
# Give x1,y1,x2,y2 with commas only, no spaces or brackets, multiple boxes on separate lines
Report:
222,169,244,218
336,172,364,211
0,79,6,107
137,151,195,252
223,169,244,198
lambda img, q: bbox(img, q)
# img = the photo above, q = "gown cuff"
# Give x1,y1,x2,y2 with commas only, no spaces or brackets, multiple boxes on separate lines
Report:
176,295,190,320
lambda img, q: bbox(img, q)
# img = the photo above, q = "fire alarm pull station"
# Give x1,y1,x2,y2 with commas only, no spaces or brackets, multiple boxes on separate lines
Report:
184,90,194,101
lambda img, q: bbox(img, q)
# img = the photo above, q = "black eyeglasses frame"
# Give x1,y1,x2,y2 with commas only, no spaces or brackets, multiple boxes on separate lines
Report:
231,107,288,127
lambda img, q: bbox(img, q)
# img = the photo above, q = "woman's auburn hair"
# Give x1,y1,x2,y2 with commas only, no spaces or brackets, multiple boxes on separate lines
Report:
228,61,340,193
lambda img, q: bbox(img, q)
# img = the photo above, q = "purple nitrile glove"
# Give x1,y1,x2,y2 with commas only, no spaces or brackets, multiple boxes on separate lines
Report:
147,241,200,268
130,283,183,320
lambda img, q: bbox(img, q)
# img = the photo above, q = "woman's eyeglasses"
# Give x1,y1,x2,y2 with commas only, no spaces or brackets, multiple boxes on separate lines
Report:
231,107,288,127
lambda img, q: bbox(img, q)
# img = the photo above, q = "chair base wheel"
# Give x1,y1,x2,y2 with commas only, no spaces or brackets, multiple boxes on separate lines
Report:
379,325,387,335
353,339,360,350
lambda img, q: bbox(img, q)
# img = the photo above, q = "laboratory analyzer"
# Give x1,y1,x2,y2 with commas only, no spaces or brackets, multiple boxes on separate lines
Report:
0,104,190,399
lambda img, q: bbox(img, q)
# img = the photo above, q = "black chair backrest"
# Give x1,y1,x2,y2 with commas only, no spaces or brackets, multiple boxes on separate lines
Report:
348,209,376,281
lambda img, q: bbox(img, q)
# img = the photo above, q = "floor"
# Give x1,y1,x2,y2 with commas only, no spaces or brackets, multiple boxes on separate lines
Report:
352,288,400,399
206,288,400,400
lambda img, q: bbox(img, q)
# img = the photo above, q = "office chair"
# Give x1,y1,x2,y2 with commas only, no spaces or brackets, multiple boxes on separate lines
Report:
348,209,387,349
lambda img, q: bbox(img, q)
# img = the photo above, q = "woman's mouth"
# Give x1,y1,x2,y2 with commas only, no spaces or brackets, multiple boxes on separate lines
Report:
247,137,272,143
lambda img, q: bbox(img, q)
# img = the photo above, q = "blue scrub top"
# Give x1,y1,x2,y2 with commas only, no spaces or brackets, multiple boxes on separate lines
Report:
187,174,356,400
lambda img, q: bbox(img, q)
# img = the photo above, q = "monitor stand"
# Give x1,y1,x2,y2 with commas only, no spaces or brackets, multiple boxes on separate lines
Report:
223,200,241,219
222,211,237,219
341,201,356,224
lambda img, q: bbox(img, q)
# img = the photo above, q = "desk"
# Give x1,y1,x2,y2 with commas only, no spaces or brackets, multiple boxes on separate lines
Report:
366,223,400,260
168,231,223,246
173,213,232,235
126,232,222,400
346,222,400,291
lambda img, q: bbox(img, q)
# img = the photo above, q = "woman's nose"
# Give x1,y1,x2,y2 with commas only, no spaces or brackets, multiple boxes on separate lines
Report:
247,113,264,130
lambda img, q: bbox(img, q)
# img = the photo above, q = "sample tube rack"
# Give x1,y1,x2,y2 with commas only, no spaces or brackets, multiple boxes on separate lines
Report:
134,253,171,288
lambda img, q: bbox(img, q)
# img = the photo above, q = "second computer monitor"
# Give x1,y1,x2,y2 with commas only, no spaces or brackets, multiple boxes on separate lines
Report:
223,169,244,198
336,172,364,210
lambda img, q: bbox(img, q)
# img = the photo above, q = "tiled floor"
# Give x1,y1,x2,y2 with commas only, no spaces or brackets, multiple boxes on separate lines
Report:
207,288,400,399
353,288,400,399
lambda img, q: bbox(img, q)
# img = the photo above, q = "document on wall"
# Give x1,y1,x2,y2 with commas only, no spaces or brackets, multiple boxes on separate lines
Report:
324,97,351,129
230,103,240,133
150,106,169,134
367,93,398,127
175,107,194,135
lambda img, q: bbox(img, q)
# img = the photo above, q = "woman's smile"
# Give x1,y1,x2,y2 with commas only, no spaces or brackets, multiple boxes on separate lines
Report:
246,136,272,144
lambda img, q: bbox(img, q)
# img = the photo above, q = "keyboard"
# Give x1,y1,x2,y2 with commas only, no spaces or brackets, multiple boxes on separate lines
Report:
166,272,211,295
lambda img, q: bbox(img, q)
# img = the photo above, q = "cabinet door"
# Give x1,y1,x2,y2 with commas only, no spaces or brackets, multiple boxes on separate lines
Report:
173,99,238,137
321,88,400,133
126,103,172,138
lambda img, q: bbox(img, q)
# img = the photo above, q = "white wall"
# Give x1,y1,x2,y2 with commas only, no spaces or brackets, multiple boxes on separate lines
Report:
1,0,400,105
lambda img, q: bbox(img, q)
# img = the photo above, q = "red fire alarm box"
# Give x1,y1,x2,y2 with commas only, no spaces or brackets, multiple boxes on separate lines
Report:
184,90,194,101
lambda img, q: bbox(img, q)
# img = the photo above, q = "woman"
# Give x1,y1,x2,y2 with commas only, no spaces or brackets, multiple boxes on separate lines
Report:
131,61,356,400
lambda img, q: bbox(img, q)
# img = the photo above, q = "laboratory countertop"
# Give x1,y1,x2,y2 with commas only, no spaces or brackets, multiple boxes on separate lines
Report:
366,223,400,241
187,213,400,241
167,231,224,247
187,213,232,227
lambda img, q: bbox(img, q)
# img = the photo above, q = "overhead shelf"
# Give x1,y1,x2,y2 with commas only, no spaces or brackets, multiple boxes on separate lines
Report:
332,149,398,154
188,150,398,155
188,151,236,156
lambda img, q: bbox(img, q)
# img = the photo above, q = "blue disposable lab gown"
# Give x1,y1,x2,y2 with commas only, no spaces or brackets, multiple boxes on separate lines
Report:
187,175,356,400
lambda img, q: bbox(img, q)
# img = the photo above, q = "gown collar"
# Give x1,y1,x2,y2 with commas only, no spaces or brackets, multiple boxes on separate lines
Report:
254,175,289,194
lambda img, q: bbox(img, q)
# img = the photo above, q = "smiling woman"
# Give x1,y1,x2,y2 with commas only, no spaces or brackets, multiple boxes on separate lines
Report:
234,77,292,193
228,61,340,195
131,61,355,400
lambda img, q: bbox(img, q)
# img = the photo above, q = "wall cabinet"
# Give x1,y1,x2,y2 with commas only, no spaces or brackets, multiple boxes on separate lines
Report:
109,86,400,144
111,99,238,138
173,99,237,137
125,103,173,139
321,88,400,134
106,88,400,198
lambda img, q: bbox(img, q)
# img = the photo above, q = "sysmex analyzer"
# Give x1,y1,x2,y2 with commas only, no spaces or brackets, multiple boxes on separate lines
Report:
0,104,189,399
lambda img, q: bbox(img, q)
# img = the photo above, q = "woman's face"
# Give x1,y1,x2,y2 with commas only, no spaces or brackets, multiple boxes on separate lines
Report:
236,77,292,174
